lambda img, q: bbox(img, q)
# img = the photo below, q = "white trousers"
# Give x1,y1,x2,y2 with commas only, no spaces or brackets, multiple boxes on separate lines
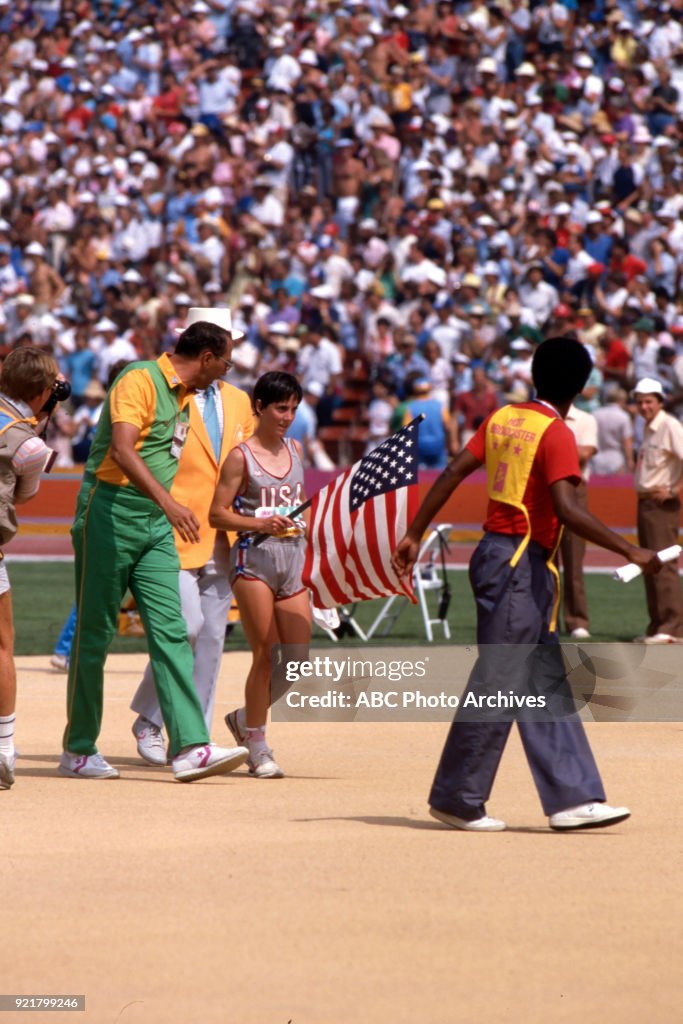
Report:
130,538,232,732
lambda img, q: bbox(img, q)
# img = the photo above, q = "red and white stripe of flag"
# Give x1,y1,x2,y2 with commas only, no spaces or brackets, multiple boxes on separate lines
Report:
302,464,419,608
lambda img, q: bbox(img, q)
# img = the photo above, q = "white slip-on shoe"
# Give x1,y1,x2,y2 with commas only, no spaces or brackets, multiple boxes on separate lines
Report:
429,807,506,831
172,743,248,782
59,751,120,779
549,802,630,831
132,716,167,766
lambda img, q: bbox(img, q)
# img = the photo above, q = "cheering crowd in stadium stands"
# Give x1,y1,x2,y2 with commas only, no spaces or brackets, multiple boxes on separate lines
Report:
2,0,683,470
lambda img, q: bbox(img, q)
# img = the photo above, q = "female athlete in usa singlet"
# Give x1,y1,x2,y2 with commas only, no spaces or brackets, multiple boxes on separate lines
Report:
209,372,312,778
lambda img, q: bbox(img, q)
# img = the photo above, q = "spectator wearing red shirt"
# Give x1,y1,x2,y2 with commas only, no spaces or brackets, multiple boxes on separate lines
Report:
596,327,632,385
64,89,95,135
454,364,499,445
608,239,647,282
151,72,186,123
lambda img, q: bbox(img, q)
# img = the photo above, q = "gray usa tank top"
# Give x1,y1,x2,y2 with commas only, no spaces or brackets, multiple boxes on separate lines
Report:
234,437,305,536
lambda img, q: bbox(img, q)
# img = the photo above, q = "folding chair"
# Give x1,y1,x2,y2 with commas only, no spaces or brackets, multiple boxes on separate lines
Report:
361,523,455,642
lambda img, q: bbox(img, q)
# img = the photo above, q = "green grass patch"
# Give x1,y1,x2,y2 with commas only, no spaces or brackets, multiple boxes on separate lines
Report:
10,562,650,656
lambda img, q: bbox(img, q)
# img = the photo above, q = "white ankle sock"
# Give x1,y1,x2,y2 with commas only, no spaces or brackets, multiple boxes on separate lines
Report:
246,726,267,753
0,713,16,758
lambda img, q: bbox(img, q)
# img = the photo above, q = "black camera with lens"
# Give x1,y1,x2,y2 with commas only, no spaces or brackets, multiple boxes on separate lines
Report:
42,377,72,415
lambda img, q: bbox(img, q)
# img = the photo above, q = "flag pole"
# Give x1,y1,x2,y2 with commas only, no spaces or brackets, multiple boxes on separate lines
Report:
248,414,425,548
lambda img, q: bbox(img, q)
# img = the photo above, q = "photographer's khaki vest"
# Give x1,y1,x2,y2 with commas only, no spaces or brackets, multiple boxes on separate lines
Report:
0,398,38,548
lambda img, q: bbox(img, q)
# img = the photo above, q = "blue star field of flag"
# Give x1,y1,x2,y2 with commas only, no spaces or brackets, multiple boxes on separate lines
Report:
349,418,421,512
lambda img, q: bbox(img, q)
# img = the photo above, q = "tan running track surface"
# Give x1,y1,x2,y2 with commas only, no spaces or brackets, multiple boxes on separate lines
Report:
5,653,682,1024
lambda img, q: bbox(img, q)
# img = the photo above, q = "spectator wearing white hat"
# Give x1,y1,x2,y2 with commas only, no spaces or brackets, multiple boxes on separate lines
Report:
533,1,570,57
34,185,76,270
95,318,138,385
633,376,683,643
482,261,506,316
631,317,661,383
192,218,226,282
24,242,65,313
132,26,162,97
264,36,301,92
249,178,284,231
5,295,42,347
296,322,343,402
111,202,150,264
519,262,559,328
189,58,239,134
69,379,107,464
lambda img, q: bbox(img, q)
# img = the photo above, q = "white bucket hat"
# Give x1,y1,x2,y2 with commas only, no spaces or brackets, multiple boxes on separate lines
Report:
176,306,245,341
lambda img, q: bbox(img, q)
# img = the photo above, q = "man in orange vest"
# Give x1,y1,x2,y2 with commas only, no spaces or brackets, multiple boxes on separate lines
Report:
393,337,661,832
129,309,254,765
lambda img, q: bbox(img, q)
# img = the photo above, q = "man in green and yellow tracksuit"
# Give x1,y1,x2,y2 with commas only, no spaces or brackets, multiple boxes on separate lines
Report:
61,320,248,782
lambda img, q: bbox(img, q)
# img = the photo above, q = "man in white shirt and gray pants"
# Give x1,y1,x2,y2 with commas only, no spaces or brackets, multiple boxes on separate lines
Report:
633,377,683,643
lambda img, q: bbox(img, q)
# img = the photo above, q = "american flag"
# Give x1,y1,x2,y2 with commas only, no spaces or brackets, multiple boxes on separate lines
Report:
302,418,421,607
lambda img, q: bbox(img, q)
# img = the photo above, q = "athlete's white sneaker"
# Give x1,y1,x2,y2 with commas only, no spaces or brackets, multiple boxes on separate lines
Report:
548,802,631,831
59,751,120,779
50,653,69,672
429,807,506,831
172,743,248,782
0,752,16,789
570,627,591,640
132,716,167,766
248,745,285,779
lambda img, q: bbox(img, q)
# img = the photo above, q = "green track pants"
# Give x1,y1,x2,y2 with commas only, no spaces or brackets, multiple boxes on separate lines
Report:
64,481,210,758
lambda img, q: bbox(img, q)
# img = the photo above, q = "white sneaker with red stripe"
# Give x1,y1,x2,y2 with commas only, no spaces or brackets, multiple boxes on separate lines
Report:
59,751,120,779
132,715,167,766
172,743,248,782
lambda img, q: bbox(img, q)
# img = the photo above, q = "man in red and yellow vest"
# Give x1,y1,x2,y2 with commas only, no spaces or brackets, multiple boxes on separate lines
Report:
129,309,254,764
393,336,661,832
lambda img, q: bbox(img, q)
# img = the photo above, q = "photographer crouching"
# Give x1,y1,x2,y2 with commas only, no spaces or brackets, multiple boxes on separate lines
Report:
0,348,67,789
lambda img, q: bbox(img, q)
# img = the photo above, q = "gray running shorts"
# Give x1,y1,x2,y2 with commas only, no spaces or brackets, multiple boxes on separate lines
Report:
229,535,306,601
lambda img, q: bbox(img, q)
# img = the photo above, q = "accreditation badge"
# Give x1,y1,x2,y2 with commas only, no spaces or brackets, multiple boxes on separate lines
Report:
170,419,189,459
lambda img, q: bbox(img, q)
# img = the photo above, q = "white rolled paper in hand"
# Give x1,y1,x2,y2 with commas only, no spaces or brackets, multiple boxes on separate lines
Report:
613,544,682,583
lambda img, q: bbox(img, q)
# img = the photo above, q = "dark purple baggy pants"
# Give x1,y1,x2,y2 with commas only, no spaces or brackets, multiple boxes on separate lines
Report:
429,533,606,819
